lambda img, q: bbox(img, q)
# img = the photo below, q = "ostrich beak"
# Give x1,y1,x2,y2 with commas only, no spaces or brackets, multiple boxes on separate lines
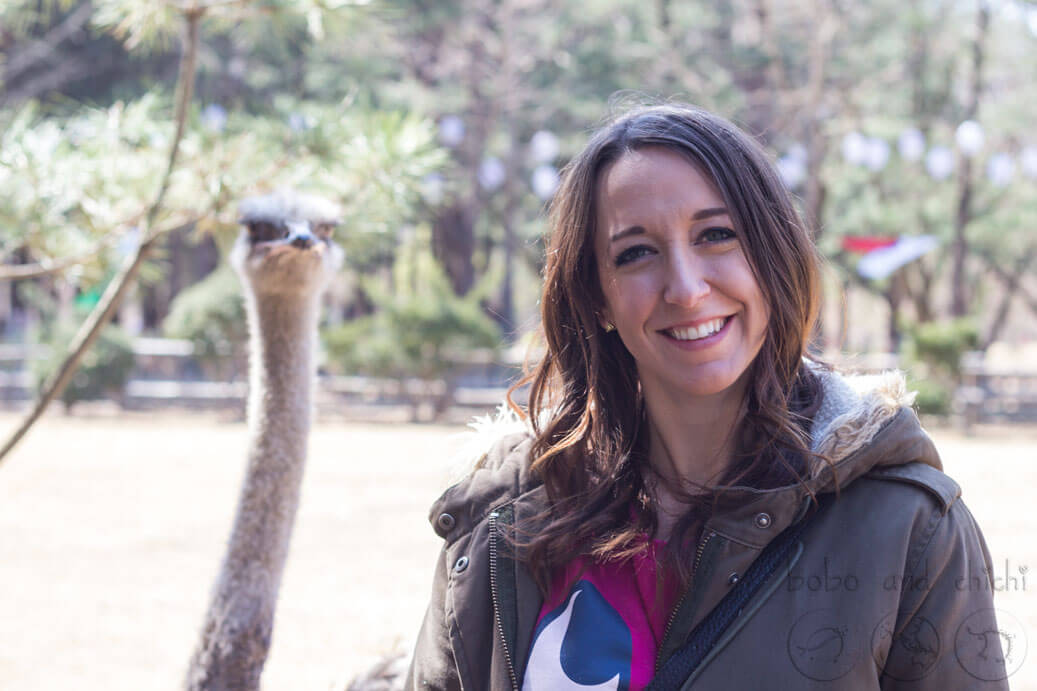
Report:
285,220,316,249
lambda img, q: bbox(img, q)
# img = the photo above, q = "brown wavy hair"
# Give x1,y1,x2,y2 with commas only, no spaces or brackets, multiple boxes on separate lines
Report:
508,103,826,591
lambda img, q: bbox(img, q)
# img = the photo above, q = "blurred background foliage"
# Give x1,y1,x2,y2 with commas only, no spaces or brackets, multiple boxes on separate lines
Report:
901,317,981,414
163,264,247,381
31,314,136,410
2,0,1037,413
323,225,502,417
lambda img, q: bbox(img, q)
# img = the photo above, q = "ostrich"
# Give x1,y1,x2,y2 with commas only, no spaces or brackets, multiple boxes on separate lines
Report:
185,191,343,691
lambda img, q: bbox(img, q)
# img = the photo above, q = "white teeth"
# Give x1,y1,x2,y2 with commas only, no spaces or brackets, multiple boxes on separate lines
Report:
668,318,727,341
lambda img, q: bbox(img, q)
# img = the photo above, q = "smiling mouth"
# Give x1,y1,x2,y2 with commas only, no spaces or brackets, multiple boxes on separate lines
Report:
665,316,732,341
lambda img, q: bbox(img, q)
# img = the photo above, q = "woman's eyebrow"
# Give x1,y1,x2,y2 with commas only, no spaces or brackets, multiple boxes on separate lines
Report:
609,207,730,245
609,226,645,244
692,207,729,221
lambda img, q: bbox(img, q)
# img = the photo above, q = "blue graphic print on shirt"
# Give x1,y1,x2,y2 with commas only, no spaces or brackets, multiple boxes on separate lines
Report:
522,580,632,691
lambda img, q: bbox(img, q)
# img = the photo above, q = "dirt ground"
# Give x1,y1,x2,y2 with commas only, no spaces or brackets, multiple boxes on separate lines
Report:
0,410,1034,690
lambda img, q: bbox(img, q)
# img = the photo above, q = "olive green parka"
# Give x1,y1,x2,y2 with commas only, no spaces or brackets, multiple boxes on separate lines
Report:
406,368,1009,690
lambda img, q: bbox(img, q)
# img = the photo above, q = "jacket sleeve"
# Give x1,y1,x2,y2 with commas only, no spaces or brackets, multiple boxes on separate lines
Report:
879,499,1009,689
405,542,462,691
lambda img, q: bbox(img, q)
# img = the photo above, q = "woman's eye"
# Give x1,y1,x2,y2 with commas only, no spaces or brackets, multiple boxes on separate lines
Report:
614,245,654,266
699,226,736,244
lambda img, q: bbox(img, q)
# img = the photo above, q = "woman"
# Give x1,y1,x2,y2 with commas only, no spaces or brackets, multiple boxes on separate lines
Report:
406,104,1006,690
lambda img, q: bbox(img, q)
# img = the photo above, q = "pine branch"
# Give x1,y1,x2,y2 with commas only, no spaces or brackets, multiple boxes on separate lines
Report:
3,2,94,80
0,9,204,468
0,235,121,281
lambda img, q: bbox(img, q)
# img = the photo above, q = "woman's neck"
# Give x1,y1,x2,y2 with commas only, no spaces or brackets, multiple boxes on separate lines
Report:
641,377,747,540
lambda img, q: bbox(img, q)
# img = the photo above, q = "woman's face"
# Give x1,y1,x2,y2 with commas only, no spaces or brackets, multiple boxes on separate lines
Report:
594,146,770,404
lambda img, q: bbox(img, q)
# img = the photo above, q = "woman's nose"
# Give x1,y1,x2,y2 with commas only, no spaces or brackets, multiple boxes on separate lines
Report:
662,251,710,306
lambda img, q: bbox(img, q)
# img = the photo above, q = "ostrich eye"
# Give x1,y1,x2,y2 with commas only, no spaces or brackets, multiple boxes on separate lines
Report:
248,221,286,243
313,222,336,240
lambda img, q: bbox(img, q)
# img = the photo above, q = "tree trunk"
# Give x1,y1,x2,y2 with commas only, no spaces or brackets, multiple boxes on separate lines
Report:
496,0,521,334
431,204,477,296
950,1,990,317
886,272,904,353
907,259,935,323
981,248,1036,349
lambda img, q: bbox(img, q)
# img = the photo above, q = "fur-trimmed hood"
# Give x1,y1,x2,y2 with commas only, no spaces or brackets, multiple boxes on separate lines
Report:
428,365,942,546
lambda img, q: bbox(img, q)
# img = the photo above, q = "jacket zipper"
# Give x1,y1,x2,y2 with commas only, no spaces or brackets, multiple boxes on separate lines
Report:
655,529,717,672
488,510,520,691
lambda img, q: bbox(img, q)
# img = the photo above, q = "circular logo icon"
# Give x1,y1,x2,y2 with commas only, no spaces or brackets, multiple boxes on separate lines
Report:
954,607,1027,681
871,611,940,681
787,608,862,681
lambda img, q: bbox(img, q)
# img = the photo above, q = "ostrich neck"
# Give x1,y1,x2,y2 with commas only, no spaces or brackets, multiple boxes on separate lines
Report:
248,292,321,432
183,289,325,690
228,290,323,583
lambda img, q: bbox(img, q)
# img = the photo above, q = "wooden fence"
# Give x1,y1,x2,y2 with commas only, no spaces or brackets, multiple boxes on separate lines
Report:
0,339,517,420
3,342,1035,425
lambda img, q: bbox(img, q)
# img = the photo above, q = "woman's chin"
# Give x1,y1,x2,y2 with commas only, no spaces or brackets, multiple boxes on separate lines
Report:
644,367,745,402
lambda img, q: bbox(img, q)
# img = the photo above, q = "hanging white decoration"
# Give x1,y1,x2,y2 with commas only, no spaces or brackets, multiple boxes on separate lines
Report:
478,157,507,192
925,146,955,180
288,112,315,132
777,154,807,188
955,120,985,157
1019,147,1037,180
531,165,560,200
529,130,560,163
863,137,891,172
898,128,926,161
842,131,868,166
986,153,1016,188
420,173,445,205
438,116,465,147
202,104,227,133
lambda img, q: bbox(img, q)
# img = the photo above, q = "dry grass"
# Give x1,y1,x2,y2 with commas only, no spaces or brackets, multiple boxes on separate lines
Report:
0,410,1033,690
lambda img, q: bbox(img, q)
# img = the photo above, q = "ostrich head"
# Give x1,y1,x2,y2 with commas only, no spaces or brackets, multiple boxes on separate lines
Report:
230,190,344,297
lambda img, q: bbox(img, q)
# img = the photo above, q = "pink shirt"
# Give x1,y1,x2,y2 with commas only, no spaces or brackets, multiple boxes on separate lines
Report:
522,540,681,691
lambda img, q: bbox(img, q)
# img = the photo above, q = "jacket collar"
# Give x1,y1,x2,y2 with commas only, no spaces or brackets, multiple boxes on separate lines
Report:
429,364,941,545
